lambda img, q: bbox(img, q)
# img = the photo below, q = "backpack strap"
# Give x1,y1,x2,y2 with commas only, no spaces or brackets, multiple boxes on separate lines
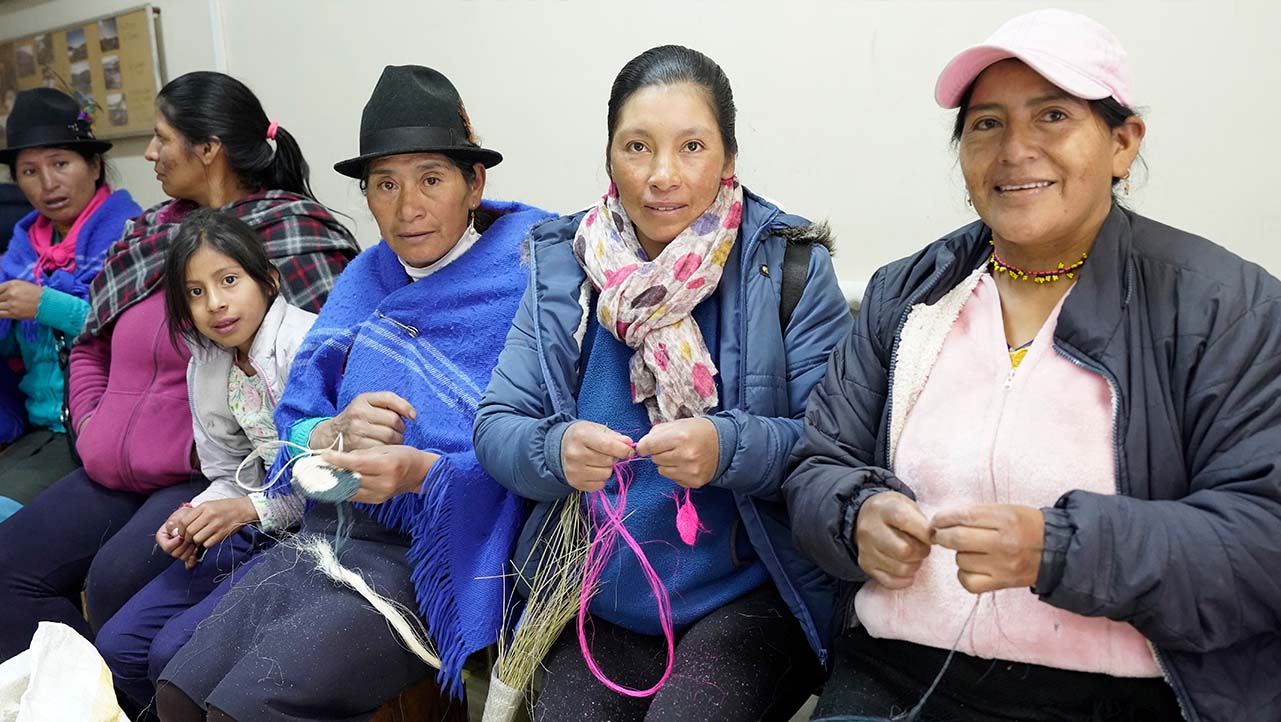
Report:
779,240,811,332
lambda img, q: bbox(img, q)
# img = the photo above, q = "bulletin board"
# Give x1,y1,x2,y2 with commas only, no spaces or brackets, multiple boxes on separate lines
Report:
0,5,163,145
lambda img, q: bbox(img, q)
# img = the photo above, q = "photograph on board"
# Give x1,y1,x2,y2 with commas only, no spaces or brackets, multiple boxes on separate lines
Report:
103,55,122,90
35,34,53,67
16,45,36,78
70,61,92,97
67,28,87,62
107,92,127,127
98,18,120,52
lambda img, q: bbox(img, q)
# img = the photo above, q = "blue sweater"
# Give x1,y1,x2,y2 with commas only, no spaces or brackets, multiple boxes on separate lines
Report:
579,294,766,634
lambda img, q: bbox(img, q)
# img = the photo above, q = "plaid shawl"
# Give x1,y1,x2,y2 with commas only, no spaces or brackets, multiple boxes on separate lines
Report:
81,190,359,339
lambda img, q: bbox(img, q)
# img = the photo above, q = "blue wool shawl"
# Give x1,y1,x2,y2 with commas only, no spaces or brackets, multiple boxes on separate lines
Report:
0,189,140,342
268,200,554,697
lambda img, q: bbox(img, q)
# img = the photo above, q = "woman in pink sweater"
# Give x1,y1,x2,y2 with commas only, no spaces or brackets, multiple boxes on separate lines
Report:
0,71,357,665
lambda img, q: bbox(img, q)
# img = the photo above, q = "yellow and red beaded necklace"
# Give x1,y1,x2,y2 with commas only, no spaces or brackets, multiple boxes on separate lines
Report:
988,240,1087,284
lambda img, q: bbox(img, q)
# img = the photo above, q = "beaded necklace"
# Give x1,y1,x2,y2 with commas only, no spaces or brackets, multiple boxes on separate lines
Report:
988,240,1087,284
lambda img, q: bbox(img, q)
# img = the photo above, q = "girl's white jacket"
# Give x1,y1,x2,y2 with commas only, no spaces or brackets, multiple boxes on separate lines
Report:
186,296,316,531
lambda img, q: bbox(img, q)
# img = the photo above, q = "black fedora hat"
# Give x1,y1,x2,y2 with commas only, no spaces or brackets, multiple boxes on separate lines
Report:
0,88,112,164
334,65,502,179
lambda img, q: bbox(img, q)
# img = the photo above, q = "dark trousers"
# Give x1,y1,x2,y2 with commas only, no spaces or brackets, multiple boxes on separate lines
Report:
96,527,271,709
812,626,1182,722
535,583,823,722
0,429,81,510
0,468,206,660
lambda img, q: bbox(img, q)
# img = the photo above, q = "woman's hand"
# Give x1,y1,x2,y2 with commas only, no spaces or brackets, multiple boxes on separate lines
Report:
559,421,634,493
155,505,200,569
0,280,42,321
185,497,259,550
321,445,440,504
635,418,719,489
854,491,933,589
310,392,417,451
931,504,1044,593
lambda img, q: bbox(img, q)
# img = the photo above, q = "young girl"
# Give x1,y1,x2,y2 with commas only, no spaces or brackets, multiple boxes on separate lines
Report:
95,208,316,711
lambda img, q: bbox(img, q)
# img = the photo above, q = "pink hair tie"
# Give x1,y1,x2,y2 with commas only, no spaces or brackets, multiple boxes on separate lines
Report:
266,120,279,141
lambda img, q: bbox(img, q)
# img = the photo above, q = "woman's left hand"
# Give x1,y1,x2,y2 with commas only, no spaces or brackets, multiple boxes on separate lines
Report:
931,504,1044,593
636,418,720,489
0,280,43,321
322,446,440,504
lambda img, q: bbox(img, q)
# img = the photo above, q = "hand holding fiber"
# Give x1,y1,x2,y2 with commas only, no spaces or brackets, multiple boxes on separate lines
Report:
560,421,635,492
636,417,719,489
931,504,1044,593
856,491,932,589
155,505,196,557
321,445,439,503
312,391,417,450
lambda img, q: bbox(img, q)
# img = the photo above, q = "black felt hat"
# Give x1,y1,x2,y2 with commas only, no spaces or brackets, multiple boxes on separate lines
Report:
0,88,112,164
334,65,502,179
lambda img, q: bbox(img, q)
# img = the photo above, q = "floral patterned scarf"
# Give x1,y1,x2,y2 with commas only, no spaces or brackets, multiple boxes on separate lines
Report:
572,178,742,423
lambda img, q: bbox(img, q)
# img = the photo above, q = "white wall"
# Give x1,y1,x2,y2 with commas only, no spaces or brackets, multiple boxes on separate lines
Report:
6,0,1281,292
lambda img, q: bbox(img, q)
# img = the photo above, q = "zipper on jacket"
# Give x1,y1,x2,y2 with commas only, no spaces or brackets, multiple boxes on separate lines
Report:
376,310,419,338
246,356,279,408
1052,343,1191,721
880,259,959,466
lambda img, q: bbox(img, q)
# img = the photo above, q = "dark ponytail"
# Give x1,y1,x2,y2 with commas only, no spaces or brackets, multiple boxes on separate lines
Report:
156,71,316,201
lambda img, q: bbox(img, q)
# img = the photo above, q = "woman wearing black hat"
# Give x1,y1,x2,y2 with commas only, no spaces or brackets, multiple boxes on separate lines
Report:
154,65,553,722
0,73,358,670
0,87,140,521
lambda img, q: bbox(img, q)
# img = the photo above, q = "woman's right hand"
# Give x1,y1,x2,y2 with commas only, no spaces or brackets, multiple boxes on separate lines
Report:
560,421,634,493
310,392,417,451
855,491,932,589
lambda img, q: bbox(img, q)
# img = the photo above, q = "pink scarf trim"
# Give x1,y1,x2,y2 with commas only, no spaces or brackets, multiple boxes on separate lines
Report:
29,185,112,284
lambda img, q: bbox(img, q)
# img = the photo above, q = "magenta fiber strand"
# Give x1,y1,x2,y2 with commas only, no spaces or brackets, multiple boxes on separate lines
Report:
577,456,676,697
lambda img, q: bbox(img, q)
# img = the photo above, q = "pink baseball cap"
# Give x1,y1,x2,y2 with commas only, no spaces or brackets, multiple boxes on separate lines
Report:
934,8,1134,109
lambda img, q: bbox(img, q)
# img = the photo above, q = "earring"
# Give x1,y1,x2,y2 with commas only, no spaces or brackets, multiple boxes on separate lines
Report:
965,194,973,209
1123,171,1132,196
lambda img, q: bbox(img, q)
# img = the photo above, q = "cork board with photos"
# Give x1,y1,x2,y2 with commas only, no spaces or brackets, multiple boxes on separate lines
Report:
0,5,163,146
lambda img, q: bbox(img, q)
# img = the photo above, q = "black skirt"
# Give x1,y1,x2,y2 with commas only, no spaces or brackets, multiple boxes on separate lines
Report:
159,505,436,722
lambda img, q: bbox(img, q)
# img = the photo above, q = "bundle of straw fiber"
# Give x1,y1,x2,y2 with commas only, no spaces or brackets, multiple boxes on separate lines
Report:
483,493,590,722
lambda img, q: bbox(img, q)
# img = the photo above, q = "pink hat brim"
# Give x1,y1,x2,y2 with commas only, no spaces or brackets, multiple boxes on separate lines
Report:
935,45,1113,109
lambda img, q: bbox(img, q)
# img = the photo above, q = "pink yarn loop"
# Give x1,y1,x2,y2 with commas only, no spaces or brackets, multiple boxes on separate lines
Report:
266,120,279,141
577,457,675,697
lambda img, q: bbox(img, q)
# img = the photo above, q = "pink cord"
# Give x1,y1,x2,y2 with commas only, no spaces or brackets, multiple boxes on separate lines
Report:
266,120,279,140
577,457,675,697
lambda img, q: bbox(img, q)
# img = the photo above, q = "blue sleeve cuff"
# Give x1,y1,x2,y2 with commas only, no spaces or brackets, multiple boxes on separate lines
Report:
288,416,330,455
543,420,573,484
707,413,738,483
35,288,90,337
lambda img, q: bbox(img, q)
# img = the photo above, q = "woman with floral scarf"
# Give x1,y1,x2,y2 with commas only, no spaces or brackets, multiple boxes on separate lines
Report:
475,45,852,722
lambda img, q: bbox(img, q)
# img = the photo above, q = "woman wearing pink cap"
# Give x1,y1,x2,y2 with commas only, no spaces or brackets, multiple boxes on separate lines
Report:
786,9,1281,722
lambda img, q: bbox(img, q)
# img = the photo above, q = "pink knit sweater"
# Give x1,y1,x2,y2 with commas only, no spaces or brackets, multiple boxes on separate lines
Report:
856,273,1159,678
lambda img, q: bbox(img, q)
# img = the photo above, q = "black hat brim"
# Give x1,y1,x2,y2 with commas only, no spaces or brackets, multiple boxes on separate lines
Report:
334,145,502,180
0,137,113,165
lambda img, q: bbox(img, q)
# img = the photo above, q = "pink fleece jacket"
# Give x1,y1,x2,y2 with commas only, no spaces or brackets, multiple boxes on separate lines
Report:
68,292,195,492
856,274,1159,678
